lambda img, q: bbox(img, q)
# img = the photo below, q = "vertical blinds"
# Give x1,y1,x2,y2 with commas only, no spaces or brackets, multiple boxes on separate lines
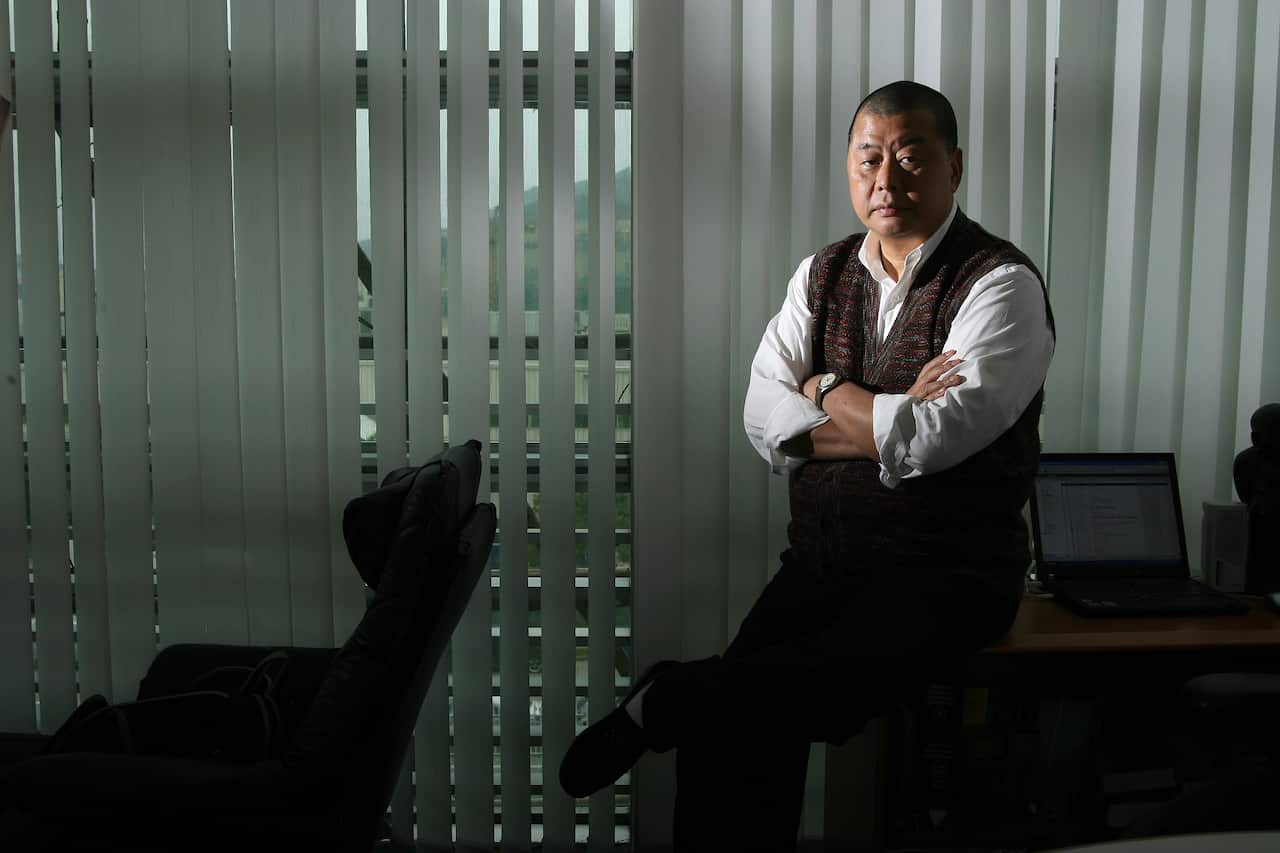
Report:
1,1,630,849
1044,0,1280,566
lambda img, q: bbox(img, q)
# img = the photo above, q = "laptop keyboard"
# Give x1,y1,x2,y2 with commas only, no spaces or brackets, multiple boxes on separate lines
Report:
1059,578,1247,615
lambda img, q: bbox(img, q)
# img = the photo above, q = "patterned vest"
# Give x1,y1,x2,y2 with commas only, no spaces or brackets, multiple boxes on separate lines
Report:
788,210,1053,600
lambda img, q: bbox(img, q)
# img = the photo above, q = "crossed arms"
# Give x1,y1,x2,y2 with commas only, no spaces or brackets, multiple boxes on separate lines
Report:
742,255,1054,488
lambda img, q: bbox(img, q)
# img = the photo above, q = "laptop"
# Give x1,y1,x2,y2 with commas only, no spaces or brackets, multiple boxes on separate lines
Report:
1029,452,1248,617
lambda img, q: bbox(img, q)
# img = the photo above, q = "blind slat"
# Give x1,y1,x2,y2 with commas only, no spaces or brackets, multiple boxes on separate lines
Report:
1013,0,1049,269
940,0,973,213
94,0,159,698
1097,0,1162,448
764,3,796,569
406,0,444,460
826,1,867,245
680,1,731,661
631,1,686,844
369,0,407,479
191,0,247,645
231,0,292,645
59,0,111,698
728,0,774,638
16,0,76,728
868,0,910,90
971,0,1012,236
448,0,493,845
1010,0,1030,245
0,0,34,731
318,0,363,646
586,1,617,848
405,0,450,845
790,0,819,270
1041,0,1117,449
537,0,578,844
366,1,413,837
1180,0,1255,564
913,0,944,87
141,0,204,648
277,0,333,647
1134,0,1201,451
497,0,532,847
1236,0,1280,445
810,0,832,245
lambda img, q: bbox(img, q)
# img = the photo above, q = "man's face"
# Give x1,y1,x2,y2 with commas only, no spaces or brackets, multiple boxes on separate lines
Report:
846,108,962,247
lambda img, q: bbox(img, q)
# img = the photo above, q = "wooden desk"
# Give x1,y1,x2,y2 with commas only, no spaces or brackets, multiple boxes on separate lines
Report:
823,593,1280,849
990,594,1280,653
966,594,1280,689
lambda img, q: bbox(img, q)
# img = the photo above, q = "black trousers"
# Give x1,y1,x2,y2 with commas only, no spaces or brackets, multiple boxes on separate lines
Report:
642,549,1021,852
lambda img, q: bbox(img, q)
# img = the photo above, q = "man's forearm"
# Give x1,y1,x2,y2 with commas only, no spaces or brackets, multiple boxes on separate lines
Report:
780,378,880,461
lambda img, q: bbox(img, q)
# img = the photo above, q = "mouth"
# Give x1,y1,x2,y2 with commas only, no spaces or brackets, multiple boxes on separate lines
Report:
875,204,909,216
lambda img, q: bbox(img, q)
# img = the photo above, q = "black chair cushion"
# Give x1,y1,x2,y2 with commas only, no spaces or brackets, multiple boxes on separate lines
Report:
342,440,482,588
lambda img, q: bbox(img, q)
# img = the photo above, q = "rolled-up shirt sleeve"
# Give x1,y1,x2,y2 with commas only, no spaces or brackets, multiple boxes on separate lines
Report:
871,263,1054,488
743,256,830,473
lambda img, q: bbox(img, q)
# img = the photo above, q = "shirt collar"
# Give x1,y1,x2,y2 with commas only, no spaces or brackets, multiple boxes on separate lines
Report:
857,199,959,284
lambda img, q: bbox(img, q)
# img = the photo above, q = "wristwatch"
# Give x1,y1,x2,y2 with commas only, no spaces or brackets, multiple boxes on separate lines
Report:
814,372,844,410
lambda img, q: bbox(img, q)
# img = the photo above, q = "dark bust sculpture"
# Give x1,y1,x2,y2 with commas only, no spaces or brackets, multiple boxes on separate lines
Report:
1234,403,1280,593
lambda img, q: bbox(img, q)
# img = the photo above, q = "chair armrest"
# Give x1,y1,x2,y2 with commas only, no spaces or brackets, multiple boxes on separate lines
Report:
136,644,341,749
1184,672,1280,712
1183,672,1280,754
0,733,50,769
140,644,337,699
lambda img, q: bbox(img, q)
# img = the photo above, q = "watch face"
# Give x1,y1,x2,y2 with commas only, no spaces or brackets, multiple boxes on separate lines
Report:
820,373,837,390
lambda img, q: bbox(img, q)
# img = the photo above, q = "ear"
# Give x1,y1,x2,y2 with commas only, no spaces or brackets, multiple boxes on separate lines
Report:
948,147,964,192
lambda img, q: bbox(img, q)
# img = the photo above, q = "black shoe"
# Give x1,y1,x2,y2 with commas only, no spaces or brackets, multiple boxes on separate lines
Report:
559,660,679,798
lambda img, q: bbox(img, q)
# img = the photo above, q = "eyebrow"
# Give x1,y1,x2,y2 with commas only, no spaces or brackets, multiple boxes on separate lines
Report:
855,135,928,151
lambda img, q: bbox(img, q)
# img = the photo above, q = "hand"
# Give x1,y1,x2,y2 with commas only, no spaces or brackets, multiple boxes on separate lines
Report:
906,350,966,402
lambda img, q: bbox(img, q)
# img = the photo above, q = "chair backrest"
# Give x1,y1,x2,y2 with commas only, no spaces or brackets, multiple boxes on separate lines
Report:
285,439,496,849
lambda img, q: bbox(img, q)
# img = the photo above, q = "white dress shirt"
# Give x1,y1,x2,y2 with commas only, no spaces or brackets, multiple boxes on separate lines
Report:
743,202,1055,488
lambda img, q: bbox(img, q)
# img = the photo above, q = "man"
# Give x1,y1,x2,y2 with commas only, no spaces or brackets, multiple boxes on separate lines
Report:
560,81,1054,849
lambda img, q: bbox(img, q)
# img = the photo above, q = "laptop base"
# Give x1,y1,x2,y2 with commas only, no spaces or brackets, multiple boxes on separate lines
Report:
1051,578,1248,618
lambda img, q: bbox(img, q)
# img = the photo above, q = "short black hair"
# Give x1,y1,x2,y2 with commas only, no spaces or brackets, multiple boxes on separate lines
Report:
847,80,959,152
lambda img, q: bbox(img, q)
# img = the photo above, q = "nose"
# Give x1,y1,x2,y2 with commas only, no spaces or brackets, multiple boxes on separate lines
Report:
875,157,900,192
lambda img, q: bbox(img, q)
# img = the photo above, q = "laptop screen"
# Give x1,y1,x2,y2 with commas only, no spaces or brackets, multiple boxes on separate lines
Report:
1031,452,1188,579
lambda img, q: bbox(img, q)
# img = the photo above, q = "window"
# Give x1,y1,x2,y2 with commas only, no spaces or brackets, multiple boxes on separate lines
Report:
15,0,633,846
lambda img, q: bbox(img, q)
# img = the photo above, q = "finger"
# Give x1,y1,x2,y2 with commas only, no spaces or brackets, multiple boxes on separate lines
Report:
925,358,964,380
928,375,965,398
919,350,955,372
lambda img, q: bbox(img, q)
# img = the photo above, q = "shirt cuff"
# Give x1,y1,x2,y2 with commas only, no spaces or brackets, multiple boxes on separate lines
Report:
764,392,829,474
872,392,916,488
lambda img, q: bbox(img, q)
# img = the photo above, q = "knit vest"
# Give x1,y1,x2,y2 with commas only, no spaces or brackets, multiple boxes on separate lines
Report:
787,210,1052,600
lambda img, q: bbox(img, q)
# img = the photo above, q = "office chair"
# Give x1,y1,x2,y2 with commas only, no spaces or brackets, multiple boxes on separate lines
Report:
0,440,496,852
1120,407,1280,840
1117,671,1280,839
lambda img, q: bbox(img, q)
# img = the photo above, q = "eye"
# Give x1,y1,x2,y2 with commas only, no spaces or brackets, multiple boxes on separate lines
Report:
898,155,917,166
